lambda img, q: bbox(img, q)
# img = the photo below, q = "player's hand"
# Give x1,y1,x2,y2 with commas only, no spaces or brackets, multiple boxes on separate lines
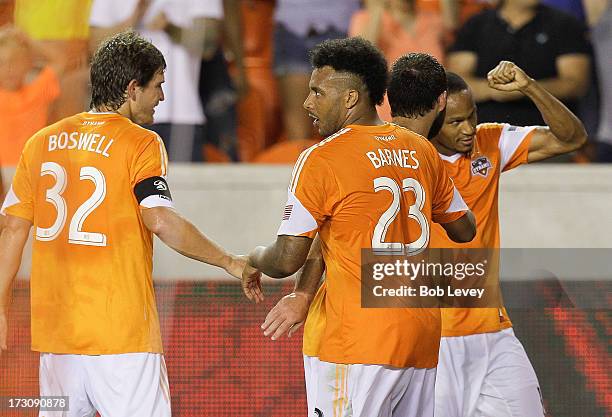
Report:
261,292,310,340
241,256,264,303
0,310,8,355
487,61,533,93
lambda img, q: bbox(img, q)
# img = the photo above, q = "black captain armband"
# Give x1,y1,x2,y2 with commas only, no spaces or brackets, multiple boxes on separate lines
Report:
134,176,174,208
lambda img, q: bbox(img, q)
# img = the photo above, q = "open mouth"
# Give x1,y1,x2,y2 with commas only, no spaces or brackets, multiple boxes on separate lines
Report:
309,113,320,127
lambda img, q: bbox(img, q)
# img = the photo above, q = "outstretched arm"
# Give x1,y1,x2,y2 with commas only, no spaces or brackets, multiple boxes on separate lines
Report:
247,235,313,279
141,206,252,279
261,236,325,339
487,61,588,163
0,215,32,353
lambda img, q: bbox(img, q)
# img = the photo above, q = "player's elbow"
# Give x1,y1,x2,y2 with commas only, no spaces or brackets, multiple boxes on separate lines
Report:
141,206,177,237
444,211,477,243
269,259,303,278
570,126,588,151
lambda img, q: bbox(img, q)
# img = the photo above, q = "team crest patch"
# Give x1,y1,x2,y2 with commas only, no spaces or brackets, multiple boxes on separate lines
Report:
471,156,493,177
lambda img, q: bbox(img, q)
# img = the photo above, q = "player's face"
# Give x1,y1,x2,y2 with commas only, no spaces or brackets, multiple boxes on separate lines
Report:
303,66,349,137
435,90,477,154
133,69,165,125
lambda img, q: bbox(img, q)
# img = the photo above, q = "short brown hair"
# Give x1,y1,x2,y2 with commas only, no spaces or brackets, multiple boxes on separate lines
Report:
90,31,166,111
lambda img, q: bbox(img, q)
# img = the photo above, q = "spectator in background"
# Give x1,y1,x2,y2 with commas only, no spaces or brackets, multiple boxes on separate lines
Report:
198,0,246,162
254,0,359,163
13,0,92,120
90,0,221,162
586,0,612,161
350,0,445,120
417,0,496,33
448,0,591,127
0,27,62,169
273,0,360,142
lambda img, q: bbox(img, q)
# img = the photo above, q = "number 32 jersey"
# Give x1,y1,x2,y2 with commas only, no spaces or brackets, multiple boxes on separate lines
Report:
278,123,468,369
1,112,171,355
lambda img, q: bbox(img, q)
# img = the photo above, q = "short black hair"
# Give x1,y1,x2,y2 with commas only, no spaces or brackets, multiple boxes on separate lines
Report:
309,37,387,106
388,53,447,118
90,31,166,111
446,72,470,95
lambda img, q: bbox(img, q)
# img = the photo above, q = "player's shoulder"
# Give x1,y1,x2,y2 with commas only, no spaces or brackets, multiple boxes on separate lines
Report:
113,116,160,143
477,122,506,135
476,122,507,146
297,126,354,161
392,124,440,157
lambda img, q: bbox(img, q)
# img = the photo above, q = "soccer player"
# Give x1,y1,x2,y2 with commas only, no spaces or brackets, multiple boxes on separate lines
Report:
0,31,255,417
430,63,587,417
242,39,476,417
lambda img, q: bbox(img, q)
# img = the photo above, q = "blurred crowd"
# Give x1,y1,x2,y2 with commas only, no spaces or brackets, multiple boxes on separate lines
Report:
0,0,610,169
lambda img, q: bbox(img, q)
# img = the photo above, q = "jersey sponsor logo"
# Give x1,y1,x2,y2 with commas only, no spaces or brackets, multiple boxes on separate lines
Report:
471,156,492,177
374,134,396,142
314,408,324,417
154,180,168,191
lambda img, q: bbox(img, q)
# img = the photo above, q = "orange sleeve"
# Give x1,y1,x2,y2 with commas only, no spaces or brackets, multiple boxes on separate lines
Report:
1,150,34,222
131,133,169,187
277,147,339,239
498,124,537,172
431,152,468,224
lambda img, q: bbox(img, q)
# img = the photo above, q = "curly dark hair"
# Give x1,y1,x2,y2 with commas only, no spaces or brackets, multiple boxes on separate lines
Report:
388,53,447,118
309,37,387,106
90,31,166,111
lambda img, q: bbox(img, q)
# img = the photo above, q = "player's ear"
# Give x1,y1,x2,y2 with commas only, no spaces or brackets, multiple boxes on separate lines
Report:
126,79,140,101
437,91,448,112
346,89,359,109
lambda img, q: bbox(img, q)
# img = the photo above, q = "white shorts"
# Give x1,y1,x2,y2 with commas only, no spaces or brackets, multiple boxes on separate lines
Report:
434,328,545,417
39,352,171,417
304,355,436,417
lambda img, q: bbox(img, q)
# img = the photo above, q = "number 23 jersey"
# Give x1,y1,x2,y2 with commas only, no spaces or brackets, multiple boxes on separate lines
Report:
278,123,468,368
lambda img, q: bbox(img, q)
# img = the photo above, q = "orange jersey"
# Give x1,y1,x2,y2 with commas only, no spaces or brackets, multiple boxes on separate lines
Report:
430,123,535,337
1,112,170,354
278,123,468,369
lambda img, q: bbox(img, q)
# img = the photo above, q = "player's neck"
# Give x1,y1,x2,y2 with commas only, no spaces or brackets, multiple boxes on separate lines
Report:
392,114,435,138
430,138,461,157
346,107,385,128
